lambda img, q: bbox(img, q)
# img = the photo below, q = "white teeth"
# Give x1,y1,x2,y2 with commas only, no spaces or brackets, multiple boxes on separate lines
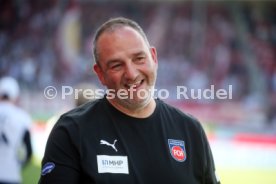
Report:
126,81,141,88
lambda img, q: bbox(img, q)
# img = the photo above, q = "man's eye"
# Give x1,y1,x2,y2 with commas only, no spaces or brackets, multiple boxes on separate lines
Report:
134,57,145,63
111,64,122,70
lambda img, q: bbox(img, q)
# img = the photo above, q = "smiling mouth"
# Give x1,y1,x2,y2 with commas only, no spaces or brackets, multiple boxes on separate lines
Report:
125,79,144,89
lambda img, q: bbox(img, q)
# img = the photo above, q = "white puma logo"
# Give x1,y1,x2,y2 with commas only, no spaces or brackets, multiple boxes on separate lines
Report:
100,139,118,152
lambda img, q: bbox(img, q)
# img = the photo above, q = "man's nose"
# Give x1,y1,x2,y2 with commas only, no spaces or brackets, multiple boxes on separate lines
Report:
124,62,139,81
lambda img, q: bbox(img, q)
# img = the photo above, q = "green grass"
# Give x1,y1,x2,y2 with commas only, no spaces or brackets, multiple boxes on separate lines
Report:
22,158,41,184
218,168,276,184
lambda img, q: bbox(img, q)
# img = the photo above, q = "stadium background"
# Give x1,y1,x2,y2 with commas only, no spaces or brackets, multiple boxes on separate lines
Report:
1,0,276,183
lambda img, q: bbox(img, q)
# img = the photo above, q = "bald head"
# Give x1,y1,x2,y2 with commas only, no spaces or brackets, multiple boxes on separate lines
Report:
92,17,150,65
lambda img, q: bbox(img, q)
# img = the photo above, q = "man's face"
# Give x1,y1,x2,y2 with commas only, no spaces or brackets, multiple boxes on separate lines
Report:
94,26,158,109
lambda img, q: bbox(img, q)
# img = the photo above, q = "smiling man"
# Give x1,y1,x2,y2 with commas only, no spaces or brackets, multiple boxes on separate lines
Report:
93,22,158,117
39,17,220,184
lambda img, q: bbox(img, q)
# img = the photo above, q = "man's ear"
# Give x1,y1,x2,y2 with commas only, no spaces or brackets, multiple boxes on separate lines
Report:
150,47,158,65
93,64,106,86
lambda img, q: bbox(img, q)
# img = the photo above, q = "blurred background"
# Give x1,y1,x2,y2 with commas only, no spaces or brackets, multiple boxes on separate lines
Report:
0,0,276,183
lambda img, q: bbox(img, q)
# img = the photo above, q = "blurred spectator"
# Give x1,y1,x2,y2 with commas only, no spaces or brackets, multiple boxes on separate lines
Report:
0,76,33,184
0,0,275,124
45,82,99,138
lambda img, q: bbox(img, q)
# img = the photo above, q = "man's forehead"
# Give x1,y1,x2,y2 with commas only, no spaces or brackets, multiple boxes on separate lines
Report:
97,27,146,54
109,49,146,59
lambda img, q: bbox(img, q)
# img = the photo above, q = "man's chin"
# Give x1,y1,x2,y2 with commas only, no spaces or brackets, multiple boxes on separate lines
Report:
120,96,152,110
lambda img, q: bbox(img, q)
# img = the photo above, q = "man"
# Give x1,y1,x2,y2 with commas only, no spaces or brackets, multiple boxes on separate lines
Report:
0,76,33,184
39,17,220,183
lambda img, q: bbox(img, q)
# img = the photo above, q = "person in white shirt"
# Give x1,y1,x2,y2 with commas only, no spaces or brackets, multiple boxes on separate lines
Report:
0,76,33,184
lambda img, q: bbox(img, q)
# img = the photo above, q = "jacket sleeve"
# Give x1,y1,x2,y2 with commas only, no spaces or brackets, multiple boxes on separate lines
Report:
39,116,81,184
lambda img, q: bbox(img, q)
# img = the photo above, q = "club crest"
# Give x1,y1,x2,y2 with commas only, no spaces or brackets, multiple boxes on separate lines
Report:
168,139,186,162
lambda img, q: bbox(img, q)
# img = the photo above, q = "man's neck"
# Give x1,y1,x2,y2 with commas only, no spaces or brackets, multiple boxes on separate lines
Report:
107,98,156,118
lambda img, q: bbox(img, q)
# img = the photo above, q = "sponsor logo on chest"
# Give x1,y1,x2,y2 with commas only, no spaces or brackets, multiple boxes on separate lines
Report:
97,155,129,174
97,139,128,174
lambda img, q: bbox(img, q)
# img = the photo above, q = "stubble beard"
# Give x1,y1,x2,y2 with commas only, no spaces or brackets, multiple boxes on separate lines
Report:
115,84,155,111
